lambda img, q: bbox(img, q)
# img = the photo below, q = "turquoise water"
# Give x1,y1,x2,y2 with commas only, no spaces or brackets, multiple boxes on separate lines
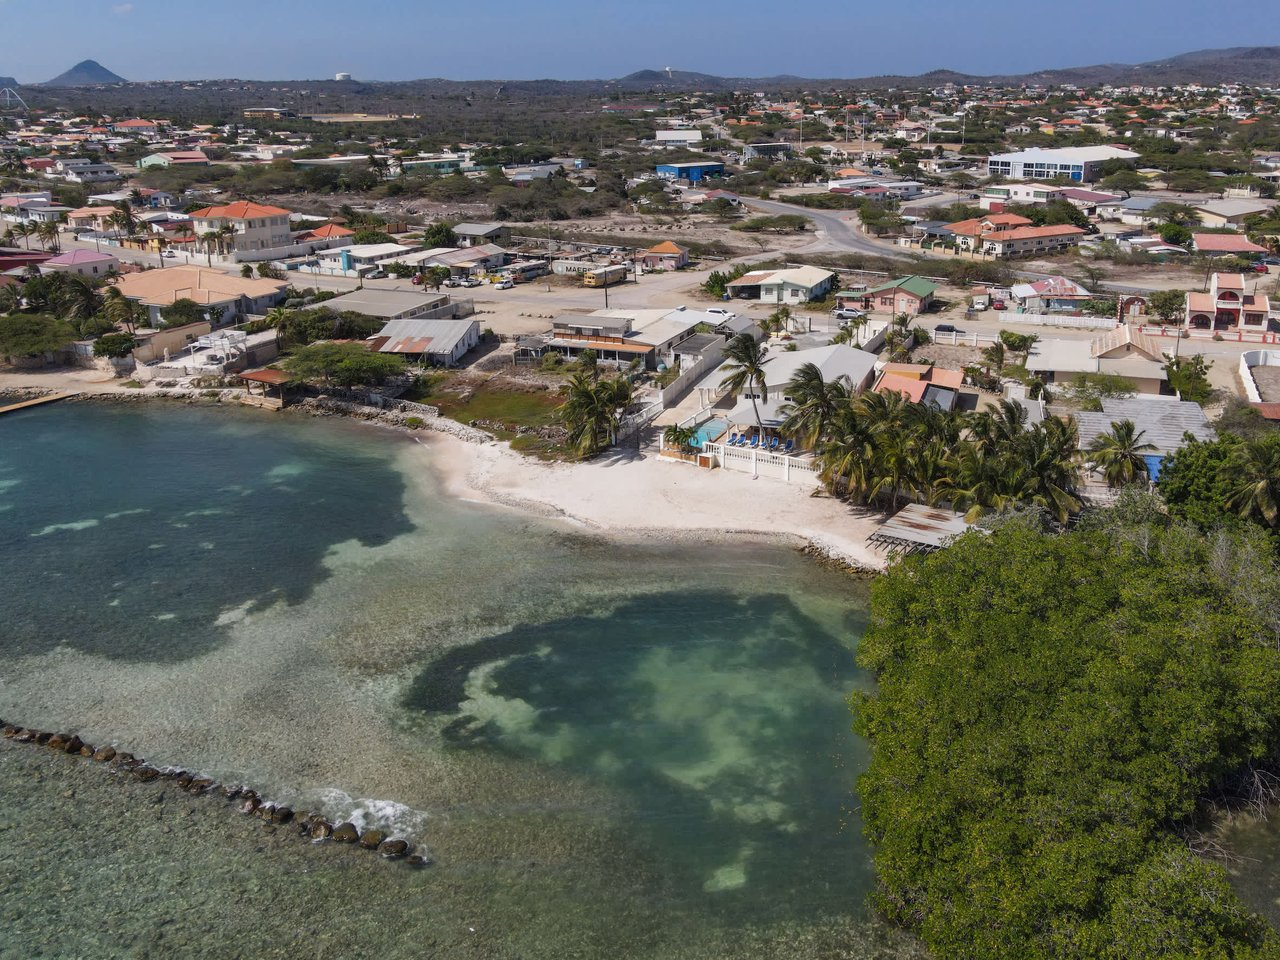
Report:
691,418,728,448
0,403,904,958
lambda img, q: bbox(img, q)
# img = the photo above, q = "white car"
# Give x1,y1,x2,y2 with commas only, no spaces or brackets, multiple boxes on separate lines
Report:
160,250,177,258
493,279,514,290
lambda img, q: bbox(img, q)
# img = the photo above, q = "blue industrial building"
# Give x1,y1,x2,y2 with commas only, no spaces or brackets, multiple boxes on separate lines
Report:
655,161,725,183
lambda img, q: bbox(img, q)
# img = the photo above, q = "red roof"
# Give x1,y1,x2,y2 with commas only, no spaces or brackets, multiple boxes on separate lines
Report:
1193,233,1267,254
1253,403,1280,421
985,225,1086,242
297,223,354,240
189,200,291,220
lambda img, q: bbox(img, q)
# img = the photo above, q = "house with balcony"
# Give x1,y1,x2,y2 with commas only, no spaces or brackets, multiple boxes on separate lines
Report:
188,200,293,259
945,213,1033,252
978,183,1066,211
981,224,1085,257
1184,272,1271,331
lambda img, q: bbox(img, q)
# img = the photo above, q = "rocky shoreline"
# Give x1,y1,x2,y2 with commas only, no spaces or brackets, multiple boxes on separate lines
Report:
0,720,432,869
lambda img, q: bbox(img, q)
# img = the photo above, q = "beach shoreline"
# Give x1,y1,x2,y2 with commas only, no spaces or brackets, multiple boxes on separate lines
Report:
1,369,889,573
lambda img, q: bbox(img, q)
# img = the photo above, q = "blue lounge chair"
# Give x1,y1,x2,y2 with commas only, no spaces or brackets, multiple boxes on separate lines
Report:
783,439,794,454
725,433,738,447
749,436,759,449
769,437,779,451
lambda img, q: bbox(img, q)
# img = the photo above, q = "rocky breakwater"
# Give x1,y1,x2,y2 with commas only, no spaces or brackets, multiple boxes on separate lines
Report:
0,720,432,869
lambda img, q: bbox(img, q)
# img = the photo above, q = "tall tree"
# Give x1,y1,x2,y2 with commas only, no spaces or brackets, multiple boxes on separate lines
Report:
719,333,771,434
1087,419,1156,488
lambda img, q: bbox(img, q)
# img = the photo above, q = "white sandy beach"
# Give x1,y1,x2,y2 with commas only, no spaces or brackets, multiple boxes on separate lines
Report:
417,431,889,571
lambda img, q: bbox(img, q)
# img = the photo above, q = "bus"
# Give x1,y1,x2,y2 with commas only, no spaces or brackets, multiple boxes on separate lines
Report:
582,264,629,288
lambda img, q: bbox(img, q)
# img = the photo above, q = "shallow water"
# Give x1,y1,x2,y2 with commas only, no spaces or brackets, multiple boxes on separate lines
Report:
0,403,915,959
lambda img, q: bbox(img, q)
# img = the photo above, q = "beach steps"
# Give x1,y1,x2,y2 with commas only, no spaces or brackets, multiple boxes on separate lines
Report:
0,391,81,416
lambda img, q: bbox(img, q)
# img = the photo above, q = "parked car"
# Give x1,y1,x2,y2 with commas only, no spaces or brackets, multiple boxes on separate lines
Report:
832,308,864,321
160,249,176,258
934,323,962,334
991,300,1007,310
493,279,514,290
1261,257,1280,266
1251,262,1270,273
443,277,462,287
460,277,482,288
366,269,387,279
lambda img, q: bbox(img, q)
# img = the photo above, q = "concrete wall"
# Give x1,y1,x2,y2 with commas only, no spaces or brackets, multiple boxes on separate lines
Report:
131,320,213,364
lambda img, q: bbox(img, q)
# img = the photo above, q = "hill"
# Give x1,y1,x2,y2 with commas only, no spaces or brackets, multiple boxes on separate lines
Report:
0,76,18,90
43,60,126,87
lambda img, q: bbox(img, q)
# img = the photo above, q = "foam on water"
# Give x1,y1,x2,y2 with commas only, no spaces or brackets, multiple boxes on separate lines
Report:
30,518,99,536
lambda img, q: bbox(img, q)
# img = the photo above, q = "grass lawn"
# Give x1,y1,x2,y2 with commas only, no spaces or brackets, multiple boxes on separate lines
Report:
433,384,563,428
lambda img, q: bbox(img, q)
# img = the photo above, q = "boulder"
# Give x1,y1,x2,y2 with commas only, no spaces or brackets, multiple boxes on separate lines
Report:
79,745,95,757
359,829,386,850
239,797,260,815
15,730,35,743
112,752,135,764
332,822,358,844
310,820,333,841
46,734,68,751
220,785,243,800
405,854,432,868
271,806,293,825
134,766,161,783
189,778,214,794
378,839,410,859
2,725,20,738
34,731,53,745
176,774,194,789
64,736,84,754
92,746,116,763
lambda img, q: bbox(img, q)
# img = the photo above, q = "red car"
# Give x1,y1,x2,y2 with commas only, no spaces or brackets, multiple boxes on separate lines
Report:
1251,262,1269,273
991,300,1007,310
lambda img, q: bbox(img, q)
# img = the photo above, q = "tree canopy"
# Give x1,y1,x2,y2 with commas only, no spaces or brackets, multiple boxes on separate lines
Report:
281,341,405,386
856,513,1280,960
0,313,75,359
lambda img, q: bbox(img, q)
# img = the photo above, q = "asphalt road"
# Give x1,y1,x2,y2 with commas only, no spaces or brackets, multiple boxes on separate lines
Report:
740,197,1181,295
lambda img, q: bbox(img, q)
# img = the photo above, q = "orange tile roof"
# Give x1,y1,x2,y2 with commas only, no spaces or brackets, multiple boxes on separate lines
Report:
983,225,1086,242
299,223,354,239
189,200,291,220
646,240,687,254
946,214,1033,236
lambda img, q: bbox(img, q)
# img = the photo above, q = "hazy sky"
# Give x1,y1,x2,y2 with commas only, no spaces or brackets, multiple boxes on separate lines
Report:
3,0,1278,83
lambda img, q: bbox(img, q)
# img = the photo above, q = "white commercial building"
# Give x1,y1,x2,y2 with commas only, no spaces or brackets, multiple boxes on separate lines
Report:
985,146,1139,183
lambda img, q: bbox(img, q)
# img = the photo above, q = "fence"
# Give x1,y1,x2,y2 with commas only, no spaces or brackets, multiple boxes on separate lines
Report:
656,349,724,409
1240,349,1280,403
1141,325,1280,346
703,441,821,486
616,399,663,444
1002,312,1117,331
933,330,1000,347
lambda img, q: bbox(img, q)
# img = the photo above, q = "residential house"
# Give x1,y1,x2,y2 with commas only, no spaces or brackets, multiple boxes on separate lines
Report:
1075,395,1214,479
1008,276,1093,312
726,266,836,304
109,118,161,137
369,318,480,367
111,265,288,326
451,222,509,247
1192,199,1271,229
137,150,209,169
946,213,1033,252
1184,272,1271,331
1026,325,1168,393
41,249,119,277
320,288,449,321
978,182,1066,211
1057,187,1124,216
292,222,354,251
640,241,690,270
1192,232,1267,256
53,158,120,183
857,276,938,315
723,343,879,433
980,224,1086,257
188,200,292,256
314,242,420,275
874,363,964,411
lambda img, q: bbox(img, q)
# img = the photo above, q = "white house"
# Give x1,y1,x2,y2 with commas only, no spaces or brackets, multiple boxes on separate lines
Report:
726,266,836,304
188,200,293,256
724,342,879,427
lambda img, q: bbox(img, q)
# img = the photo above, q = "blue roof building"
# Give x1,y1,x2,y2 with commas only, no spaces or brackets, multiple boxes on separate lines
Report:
655,161,725,183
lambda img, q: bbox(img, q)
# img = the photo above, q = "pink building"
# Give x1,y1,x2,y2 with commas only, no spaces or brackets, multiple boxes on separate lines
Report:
1185,273,1271,331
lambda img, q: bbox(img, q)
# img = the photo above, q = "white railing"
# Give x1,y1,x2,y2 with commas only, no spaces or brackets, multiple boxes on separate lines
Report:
1004,312,1117,330
1141,325,1280,345
934,330,1000,347
1240,349,1280,403
703,441,821,486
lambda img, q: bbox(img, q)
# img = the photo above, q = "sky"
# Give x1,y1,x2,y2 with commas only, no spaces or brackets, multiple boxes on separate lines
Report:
3,0,1279,84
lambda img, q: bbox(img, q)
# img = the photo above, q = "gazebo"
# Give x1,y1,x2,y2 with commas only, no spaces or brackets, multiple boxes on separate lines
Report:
239,368,293,410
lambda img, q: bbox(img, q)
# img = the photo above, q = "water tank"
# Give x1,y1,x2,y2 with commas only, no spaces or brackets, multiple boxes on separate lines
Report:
335,72,352,81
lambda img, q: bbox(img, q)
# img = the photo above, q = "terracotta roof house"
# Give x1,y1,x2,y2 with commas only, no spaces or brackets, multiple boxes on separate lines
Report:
188,200,293,257
640,240,690,270
945,213,1033,252
1192,233,1268,255
979,224,1086,258
137,150,209,169
112,265,287,325
1185,272,1271,331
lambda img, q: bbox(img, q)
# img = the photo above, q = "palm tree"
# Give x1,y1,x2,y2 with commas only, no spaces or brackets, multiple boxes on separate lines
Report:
0,282,23,314
1223,439,1280,529
201,230,221,266
663,424,697,454
35,220,60,253
719,333,770,434
981,341,1006,374
819,404,877,503
1019,333,1040,366
103,287,139,333
110,201,135,236
557,374,632,457
1086,419,1156,488
779,362,850,449
50,275,103,328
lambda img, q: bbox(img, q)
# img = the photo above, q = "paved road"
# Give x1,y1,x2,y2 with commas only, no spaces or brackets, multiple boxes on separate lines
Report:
739,197,1185,295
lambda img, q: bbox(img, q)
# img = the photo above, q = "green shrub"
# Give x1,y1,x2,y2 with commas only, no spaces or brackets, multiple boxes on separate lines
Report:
404,416,424,430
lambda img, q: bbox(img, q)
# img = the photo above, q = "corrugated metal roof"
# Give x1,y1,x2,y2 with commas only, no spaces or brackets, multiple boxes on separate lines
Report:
1074,396,1215,455
868,504,974,552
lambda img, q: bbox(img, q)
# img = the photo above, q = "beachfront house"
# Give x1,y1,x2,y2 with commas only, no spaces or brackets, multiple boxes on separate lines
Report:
369,318,481,367
723,343,878,439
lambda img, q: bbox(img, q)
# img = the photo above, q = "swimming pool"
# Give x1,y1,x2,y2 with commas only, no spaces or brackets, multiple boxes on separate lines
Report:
690,418,729,448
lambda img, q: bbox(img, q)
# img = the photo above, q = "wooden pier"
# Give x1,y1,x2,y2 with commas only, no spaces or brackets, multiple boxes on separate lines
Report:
0,391,81,416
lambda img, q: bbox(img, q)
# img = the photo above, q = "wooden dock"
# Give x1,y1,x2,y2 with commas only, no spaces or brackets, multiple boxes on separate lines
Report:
0,391,81,416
